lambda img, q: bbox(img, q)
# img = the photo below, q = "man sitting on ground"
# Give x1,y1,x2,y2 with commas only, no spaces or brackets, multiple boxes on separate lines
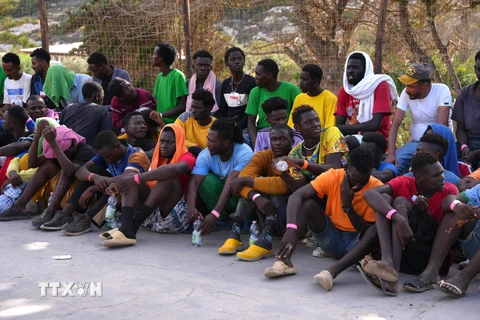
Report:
109,78,156,135
87,51,131,105
58,131,150,235
263,147,381,278
220,124,295,260
60,81,112,148
288,64,337,129
356,152,458,295
4,121,94,223
254,97,303,153
361,132,398,183
120,112,156,156
335,51,397,141
101,124,197,246
401,183,479,297
403,132,460,184
187,118,253,235
174,89,216,149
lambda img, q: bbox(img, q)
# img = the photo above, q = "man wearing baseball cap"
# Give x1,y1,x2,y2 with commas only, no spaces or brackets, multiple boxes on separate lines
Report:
385,63,452,173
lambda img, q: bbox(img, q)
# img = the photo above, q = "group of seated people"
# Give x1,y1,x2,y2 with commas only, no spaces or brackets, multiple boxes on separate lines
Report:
1,44,480,299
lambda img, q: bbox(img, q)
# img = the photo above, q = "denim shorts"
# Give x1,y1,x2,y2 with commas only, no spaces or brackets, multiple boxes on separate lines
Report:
459,220,480,260
308,215,362,260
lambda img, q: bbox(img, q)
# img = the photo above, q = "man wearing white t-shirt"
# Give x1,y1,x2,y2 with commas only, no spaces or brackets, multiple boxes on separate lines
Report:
385,63,452,173
1,53,32,114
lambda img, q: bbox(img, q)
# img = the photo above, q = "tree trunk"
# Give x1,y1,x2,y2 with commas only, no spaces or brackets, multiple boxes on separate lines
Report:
397,0,441,82
425,1,461,93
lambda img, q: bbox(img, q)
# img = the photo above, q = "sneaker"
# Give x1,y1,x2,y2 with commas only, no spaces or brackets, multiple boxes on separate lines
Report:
32,210,53,229
63,214,92,236
0,208,31,221
40,212,73,231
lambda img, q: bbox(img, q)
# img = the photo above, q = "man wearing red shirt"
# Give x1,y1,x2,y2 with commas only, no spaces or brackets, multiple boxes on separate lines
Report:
335,52,397,140
109,77,156,135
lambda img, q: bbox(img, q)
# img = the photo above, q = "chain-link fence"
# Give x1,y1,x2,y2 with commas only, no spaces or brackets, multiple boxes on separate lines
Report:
1,0,480,144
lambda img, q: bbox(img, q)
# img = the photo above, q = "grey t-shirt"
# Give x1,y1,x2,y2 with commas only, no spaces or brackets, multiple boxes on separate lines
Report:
452,81,480,139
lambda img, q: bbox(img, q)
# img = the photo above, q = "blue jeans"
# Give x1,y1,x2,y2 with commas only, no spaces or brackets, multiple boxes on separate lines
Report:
308,215,362,260
459,220,480,260
395,141,418,174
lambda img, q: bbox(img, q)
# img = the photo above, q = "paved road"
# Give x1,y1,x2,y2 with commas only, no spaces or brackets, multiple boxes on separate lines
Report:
0,220,478,319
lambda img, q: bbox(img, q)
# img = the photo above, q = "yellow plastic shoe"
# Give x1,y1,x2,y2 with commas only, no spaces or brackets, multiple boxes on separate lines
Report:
218,238,243,255
237,244,274,262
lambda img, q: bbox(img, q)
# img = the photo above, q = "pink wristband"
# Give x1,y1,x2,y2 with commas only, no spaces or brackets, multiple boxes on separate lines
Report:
252,193,261,202
450,200,461,211
461,144,468,151
286,223,297,229
211,210,220,219
88,173,94,182
386,209,397,220
133,174,141,185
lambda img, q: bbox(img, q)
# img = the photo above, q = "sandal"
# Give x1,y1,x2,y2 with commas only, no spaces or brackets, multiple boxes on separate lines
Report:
357,265,397,296
264,261,296,278
362,258,399,282
403,277,433,292
98,228,119,240
433,280,465,298
103,231,136,248
312,247,329,258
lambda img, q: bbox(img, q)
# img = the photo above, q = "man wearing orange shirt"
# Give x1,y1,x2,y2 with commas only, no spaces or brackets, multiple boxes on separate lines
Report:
264,147,382,278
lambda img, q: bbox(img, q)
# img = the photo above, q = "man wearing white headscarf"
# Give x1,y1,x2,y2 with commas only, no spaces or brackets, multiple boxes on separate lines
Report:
335,52,398,141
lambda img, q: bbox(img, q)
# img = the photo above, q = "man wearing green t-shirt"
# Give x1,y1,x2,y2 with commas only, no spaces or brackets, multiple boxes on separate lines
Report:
246,59,301,148
152,42,188,124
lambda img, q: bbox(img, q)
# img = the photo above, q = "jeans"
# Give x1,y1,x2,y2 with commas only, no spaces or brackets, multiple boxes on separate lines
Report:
395,141,418,174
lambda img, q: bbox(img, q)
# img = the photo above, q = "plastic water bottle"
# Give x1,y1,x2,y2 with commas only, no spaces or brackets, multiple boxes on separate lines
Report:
192,218,202,247
112,210,122,229
249,221,259,246
47,192,54,208
105,195,117,229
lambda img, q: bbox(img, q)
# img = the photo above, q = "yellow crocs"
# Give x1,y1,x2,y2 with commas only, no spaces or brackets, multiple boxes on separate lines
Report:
218,238,243,255
237,244,273,261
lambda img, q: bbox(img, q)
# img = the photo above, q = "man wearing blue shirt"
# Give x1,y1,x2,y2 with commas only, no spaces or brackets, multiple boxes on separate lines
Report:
360,132,398,183
187,118,253,236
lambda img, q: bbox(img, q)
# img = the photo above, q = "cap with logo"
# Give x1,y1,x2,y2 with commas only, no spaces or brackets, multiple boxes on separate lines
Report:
398,63,432,85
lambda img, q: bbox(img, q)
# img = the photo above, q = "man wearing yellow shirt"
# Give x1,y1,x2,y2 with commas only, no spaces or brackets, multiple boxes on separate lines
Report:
174,89,216,149
287,64,337,129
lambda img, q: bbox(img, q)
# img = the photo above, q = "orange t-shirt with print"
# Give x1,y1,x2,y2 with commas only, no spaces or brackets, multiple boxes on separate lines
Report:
310,168,383,232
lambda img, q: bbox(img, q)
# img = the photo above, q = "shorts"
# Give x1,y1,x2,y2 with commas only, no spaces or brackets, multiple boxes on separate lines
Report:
142,196,190,234
308,215,361,260
459,220,480,260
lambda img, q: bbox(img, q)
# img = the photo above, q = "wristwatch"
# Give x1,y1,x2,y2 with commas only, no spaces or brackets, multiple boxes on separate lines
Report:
342,206,354,214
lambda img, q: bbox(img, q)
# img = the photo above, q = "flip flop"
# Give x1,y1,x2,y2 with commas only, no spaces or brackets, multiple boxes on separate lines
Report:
357,265,397,296
102,231,137,248
362,259,399,282
264,261,296,278
433,280,465,298
403,277,433,292
314,270,333,291
98,228,119,240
